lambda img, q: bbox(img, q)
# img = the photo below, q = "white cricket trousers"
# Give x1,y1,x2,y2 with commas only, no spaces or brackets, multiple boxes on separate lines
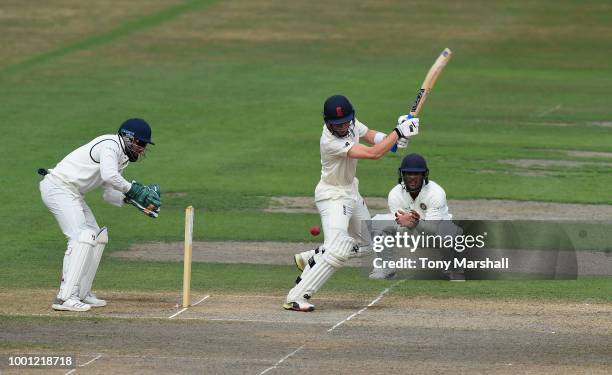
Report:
316,192,372,251
39,176,99,290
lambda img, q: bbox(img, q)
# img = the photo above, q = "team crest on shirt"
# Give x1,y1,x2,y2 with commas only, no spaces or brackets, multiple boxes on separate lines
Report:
345,142,350,147
420,203,427,210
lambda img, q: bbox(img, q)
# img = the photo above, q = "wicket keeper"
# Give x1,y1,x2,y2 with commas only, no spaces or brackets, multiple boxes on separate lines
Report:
39,118,161,311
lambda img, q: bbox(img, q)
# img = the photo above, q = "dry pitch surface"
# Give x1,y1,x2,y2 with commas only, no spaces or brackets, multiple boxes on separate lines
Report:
1,287,611,374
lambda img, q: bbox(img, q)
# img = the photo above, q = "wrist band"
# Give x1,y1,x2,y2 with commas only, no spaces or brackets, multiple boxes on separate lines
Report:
373,132,386,144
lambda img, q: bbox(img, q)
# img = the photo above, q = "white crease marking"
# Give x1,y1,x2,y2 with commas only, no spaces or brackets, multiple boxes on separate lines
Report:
168,294,210,319
64,354,102,375
257,281,403,374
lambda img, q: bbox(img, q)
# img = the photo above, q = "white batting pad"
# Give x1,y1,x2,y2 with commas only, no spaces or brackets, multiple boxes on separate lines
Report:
325,232,357,267
348,245,373,259
299,249,317,263
287,233,357,302
58,229,96,301
287,257,336,302
79,227,108,299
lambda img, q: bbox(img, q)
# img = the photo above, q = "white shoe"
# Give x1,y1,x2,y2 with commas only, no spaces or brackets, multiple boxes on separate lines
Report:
52,297,91,312
283,298,315,312
82,293,107,307
369,268,396,280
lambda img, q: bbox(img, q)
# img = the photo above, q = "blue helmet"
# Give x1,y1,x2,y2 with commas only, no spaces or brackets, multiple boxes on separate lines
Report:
118,118,154,144
118,118,154,162
323,95,355,137
398,153,429,192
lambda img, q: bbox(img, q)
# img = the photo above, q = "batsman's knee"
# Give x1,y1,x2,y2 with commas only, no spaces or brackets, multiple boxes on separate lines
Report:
96,227,108,244
323,252,347,268
323,232,358,268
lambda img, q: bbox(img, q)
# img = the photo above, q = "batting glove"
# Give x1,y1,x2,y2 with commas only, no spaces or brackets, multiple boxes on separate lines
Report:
394,115,419,139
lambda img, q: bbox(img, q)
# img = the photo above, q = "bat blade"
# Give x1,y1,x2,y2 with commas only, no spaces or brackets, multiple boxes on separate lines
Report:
409,48,452,117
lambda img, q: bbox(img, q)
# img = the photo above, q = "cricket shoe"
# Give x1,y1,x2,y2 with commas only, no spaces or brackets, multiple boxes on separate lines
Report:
82,293,107,307
443,268,466,282
283,299,315,312
449,270,466,282
369,268,397,280
52,297,91,312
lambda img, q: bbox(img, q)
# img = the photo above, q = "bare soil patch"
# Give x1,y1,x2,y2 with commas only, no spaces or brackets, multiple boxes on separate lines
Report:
266,196,612,220
113,241,363,267
562,150,612,158
589,121,612,128
113,241,610,276
114,196,612,271
477,168,553,177
498,158,612,168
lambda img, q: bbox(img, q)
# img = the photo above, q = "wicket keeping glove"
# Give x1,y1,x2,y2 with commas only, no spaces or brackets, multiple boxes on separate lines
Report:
125,181,161,218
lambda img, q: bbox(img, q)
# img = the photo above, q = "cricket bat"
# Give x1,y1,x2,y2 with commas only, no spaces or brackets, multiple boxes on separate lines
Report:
395,48,452,149
410,48,452,117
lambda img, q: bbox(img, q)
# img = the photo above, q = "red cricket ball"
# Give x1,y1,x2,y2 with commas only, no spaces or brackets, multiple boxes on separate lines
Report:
309,225,321,236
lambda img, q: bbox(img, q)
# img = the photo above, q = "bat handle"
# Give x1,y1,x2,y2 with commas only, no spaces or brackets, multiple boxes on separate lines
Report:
391,114,416,152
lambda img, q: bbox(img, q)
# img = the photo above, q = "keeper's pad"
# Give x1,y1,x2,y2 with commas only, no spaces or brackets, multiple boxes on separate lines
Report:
79,227,108,299
287,233,356,302
58,229,96,301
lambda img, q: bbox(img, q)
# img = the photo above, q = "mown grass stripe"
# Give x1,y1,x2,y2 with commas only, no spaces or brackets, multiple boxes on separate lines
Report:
1,0,218,76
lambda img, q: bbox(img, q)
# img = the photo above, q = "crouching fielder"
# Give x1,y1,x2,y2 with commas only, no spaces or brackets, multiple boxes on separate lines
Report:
39,118,161,312
283,95,420,312
385,153,464,281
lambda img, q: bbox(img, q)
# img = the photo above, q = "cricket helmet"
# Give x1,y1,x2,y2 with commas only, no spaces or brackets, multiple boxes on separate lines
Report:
323,95,355,137
398,153,429,192
118,118,154,162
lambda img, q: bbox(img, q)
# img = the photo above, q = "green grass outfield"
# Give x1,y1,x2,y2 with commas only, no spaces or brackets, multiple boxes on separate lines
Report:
0,0,610,302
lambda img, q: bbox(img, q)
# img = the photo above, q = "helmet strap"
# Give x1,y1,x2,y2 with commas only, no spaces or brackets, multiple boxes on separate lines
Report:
399,170,429,193
325,119,354,138
119,133,139,162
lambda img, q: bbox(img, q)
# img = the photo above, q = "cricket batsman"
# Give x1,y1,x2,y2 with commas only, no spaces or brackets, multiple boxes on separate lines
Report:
283,95,420,312
39,118,161,312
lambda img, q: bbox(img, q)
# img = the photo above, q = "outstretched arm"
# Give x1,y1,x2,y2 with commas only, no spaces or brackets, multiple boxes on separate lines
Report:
361,129,381,145
348,117,420,160
348,132,399,160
